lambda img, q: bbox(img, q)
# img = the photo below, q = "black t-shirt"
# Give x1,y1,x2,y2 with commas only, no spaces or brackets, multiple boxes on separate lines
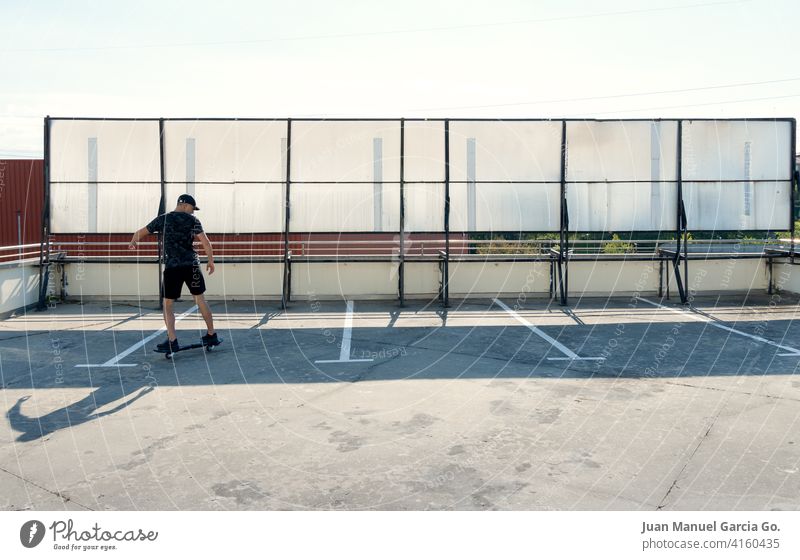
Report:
146,211,204,269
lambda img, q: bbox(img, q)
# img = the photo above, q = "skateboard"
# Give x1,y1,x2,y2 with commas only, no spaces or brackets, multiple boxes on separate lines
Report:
153,337,223,360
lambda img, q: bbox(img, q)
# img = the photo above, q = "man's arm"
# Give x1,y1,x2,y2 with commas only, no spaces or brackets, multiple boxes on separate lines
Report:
195,232,215,274
128,227,151,250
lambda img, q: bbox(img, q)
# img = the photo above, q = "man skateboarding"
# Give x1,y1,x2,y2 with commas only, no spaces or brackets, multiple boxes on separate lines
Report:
129,194,218,353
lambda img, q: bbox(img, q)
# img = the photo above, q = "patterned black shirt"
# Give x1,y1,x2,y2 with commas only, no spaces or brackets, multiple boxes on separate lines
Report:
146,211,204,269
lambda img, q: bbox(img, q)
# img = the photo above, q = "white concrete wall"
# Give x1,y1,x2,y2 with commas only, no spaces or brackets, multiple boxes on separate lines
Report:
448,261,550,298
567,260,660,297
50,258,784,302
291,262,399,299
209,263,282,298
0,264,40,316
665,258,769,296
568,258,770,298
63,263,159,298
63,263,283,300
772,260,800,295
404,263,439,298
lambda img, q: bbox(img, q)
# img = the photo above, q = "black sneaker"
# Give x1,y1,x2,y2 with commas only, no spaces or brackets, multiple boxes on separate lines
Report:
202,332,219,347
156,338,179,352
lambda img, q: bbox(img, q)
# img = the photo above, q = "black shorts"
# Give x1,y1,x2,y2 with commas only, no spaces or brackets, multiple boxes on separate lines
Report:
162,265,206,300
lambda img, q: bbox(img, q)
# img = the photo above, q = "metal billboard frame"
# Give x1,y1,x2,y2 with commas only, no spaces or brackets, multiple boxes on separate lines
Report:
38,116,797,309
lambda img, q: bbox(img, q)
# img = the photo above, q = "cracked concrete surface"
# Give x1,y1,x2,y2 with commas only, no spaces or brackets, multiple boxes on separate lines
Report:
0,295,799,510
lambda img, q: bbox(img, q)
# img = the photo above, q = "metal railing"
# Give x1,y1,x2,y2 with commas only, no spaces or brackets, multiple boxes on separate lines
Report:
0,243,45,265
31,234,798,311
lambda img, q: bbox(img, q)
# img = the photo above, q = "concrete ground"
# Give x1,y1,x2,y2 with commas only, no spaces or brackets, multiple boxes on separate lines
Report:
0,293,799,511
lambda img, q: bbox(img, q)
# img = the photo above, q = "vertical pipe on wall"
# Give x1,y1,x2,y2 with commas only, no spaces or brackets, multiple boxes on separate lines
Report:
186,137,196,197
682,136,688,305
158,118,167,309
282,119,292,309
674,120,687,304
37,116,51,311
683,214,688,302
559,120,568,306
743,141,753,221
467,137,476,231
399,118,405,306
791,118,796,263
650,121,662,228
373,137,383,232
443,119,450,308
16,211,22,260
87,137,98,233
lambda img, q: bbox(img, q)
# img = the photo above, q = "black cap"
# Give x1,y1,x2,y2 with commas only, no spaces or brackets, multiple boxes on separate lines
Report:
177,194,199,210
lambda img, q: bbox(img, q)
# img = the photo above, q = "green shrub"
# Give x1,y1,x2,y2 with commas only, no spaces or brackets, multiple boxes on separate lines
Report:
603,234,634,254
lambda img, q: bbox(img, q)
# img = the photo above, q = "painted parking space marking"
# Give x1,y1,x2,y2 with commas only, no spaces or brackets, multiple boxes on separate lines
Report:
315,300,373,364
493,298,603,361
637,297,800,357
75,305,199,368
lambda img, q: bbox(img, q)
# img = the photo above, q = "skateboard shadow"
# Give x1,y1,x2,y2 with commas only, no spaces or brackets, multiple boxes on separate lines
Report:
7,384,155,442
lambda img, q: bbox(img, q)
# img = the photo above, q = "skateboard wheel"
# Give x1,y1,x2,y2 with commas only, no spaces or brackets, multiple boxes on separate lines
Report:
165,353,173,360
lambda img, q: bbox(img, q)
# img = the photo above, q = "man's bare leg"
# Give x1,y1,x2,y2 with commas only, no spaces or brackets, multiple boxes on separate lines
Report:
194,294,215,335
163,297,177,341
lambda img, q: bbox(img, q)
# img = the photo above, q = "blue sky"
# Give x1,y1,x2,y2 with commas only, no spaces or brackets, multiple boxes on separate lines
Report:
0,0,797,157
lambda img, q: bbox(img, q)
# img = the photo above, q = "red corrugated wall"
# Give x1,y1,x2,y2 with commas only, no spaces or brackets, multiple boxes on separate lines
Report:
0,159,43,248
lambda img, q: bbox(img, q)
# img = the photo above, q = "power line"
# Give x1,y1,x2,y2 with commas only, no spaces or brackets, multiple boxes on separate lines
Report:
1,87,796,127
404,76,800,113
0,0,748,53
1,74,797,122
568,92,800,117
279,92,800,117
2,89,797,126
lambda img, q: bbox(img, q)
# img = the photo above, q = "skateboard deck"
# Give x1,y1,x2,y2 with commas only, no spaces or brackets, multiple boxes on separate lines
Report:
153,337,223,359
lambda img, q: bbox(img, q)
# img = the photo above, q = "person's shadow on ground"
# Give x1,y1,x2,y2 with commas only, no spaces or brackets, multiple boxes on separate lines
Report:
7,385,155,442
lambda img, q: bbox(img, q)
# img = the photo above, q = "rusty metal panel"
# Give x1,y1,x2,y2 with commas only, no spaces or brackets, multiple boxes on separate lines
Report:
0,159,43,248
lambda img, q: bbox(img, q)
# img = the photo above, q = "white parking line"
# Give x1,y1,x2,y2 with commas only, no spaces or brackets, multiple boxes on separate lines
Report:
75,305,200,368
315,300,373,364
636,297,800,357
493,299,603,361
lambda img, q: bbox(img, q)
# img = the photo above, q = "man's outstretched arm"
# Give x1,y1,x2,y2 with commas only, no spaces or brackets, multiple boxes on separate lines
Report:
195,232,215,274
128,227,151,250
